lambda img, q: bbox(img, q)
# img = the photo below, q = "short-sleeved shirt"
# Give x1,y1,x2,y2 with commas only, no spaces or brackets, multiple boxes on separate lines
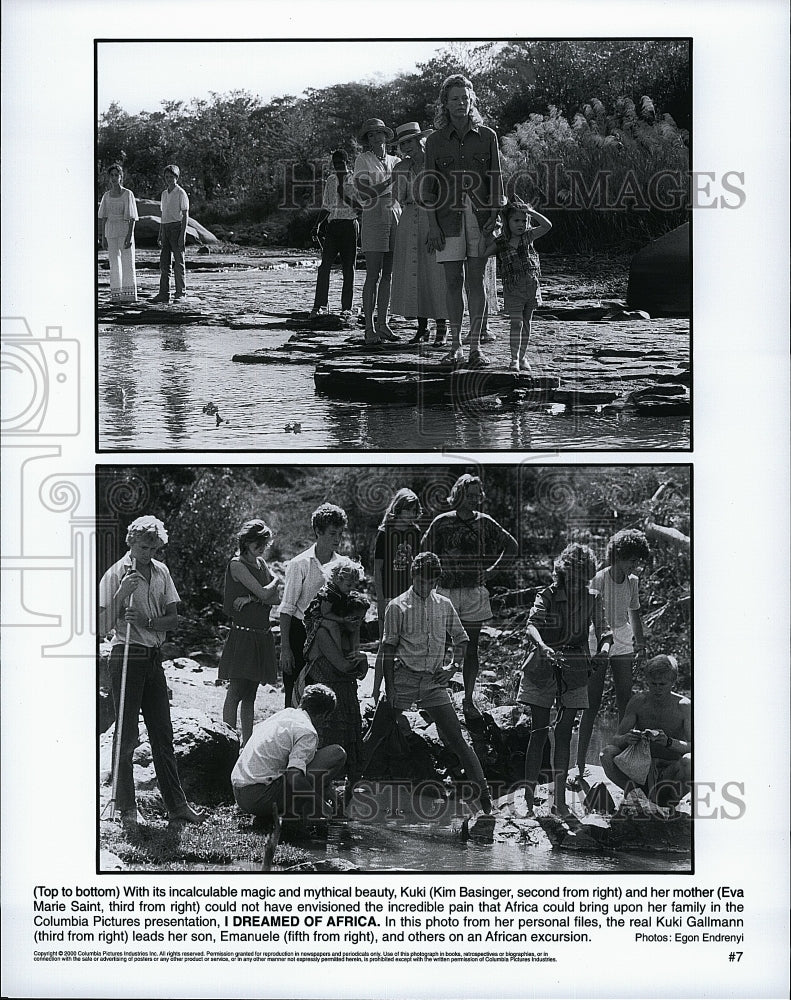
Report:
322,173,359,221
421,512,512,589
231,708,318,789
590,568,640,654
374,524,422,601
382,586,468,674
160,184,189,224
528,582,611,651
99,553,180,648
279,544,341,622
98,189,139,224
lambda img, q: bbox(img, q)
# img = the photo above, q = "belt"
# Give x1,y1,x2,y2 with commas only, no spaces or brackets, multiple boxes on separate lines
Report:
231,622,272,634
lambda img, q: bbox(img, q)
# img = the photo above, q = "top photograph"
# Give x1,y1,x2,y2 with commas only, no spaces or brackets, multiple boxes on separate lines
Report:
95,38,691,453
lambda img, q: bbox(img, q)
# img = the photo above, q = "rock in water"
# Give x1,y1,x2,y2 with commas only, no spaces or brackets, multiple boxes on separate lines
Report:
627,223,690,316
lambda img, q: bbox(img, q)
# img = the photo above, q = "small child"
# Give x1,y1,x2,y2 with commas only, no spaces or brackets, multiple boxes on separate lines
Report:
483,198,551,372
304,556,369,666
569,528,651,789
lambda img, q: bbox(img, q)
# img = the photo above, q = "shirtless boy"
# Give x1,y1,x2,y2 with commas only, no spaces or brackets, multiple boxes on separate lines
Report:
600,654,691,806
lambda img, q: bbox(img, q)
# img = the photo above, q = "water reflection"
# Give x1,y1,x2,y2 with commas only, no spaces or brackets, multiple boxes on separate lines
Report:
98,325,690,452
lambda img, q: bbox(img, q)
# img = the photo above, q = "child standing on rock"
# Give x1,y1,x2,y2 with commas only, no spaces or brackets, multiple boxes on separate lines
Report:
483,198,551,372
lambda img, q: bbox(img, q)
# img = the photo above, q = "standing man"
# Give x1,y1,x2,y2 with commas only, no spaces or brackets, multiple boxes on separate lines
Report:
382,553,492,815
423,75,505,367
98,516,205,829
151,164,189,303
421,474,518,724
279,503,346,708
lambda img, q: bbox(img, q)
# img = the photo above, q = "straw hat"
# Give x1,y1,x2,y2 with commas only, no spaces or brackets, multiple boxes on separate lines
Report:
394,122,432,145
358,117,394,142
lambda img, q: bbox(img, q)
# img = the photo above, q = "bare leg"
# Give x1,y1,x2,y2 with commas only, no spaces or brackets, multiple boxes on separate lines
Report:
223,678,258,747
552,708,577,816
524,705,551,814
362,251,384,341
610,654,635,719
518,304,534,371
461,623,482,712
464,256,487,356
575,665,606,776
442,260,465,353
426,701,491,812
509,316,523,363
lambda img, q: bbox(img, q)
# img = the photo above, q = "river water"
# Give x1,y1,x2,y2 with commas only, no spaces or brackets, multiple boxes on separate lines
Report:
98,323,689,452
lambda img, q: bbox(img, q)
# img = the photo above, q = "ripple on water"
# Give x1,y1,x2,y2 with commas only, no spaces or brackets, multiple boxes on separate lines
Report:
98,325,689,451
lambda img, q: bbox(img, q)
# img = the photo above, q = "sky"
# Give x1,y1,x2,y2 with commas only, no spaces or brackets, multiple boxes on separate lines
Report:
97,40,455,114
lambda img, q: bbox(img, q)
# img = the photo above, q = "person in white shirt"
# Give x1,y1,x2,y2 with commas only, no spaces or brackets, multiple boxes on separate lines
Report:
151,163,189,303
232,684,345,821
310,149,361,318
279,503,346,707
98,515,205,829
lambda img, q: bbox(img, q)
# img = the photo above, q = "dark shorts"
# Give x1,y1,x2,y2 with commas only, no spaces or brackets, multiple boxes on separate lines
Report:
233,776,286,817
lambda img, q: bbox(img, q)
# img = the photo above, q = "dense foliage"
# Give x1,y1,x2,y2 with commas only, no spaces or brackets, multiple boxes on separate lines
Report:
97,464,690,687
97,40,690,250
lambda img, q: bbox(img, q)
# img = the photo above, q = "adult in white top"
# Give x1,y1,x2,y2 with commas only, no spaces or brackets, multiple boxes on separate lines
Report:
151,163,190,303
279,503,346,707
232,684,346,821
98,515,205,829
98,163,139,302
353,117,401,345
310,149,361,317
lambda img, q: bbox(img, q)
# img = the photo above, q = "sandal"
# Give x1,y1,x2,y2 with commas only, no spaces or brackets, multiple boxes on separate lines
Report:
439,348,464,366
466,351,491,369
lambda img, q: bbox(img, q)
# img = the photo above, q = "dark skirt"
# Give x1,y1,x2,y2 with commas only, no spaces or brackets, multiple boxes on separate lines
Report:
304,654,362,781
217,624,277,685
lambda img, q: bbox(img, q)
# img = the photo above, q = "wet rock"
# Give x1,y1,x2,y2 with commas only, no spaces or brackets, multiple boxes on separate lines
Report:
552,388,619,406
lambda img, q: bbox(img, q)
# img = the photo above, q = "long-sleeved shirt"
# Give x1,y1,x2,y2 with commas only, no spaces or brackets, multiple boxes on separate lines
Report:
279,544,340,622
422,120,505,236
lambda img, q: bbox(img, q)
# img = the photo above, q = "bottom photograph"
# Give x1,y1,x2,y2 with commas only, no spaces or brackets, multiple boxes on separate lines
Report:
96,463,691,874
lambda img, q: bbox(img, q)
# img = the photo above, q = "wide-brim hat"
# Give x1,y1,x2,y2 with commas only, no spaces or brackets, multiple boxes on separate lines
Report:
358,117,394,142
394,122,433,145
